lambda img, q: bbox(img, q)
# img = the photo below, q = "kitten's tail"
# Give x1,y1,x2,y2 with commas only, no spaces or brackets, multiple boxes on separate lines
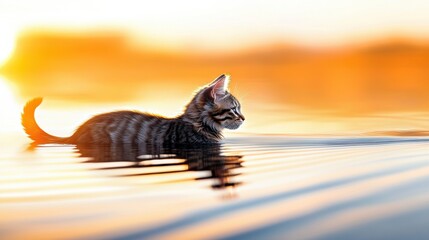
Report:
21,98,69,144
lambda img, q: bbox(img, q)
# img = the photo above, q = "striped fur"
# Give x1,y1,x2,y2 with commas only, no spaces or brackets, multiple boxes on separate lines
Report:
21,74,245,146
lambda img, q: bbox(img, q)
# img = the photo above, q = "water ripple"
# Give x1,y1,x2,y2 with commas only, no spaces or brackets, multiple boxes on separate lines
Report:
1,136,428,239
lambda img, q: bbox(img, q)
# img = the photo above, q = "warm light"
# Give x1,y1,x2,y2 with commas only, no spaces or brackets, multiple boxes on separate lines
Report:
0,1,429,51
0,76,20,133
0,29,16,66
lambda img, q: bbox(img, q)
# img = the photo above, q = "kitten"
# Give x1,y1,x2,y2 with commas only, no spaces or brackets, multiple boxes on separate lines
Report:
22,74,245,146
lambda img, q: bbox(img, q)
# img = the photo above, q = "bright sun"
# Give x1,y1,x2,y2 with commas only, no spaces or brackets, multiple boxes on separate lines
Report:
0,29,16,66
0,76,20,133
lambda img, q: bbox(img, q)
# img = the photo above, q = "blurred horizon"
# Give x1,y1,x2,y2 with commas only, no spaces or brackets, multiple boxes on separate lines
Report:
2,30,429,110
0,0,428,135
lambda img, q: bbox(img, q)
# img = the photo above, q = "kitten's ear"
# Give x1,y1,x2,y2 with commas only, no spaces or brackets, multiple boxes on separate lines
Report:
208,74,228,86
209,74,229,101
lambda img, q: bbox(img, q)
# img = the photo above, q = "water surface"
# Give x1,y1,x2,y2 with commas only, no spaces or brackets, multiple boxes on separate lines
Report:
1,135,429,239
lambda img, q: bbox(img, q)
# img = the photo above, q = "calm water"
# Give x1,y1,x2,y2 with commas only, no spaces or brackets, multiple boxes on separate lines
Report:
1,135,429,239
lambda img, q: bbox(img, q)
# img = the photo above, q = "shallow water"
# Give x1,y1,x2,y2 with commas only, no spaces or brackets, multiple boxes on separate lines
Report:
1,135,429,239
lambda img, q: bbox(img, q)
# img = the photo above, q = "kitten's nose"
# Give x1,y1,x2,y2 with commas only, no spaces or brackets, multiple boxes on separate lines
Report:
238,114,245,121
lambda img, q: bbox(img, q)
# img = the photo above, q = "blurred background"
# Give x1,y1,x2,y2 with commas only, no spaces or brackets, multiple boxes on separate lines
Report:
0,0,428,136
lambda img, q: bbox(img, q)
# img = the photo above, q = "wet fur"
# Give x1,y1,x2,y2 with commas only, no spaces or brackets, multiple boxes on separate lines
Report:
22,74,244,146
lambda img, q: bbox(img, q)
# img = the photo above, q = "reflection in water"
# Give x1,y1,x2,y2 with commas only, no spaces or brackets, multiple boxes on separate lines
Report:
5,137,429,239
76,143,243,191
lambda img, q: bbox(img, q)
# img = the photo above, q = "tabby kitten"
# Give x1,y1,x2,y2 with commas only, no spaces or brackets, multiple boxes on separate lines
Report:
22,74,245,146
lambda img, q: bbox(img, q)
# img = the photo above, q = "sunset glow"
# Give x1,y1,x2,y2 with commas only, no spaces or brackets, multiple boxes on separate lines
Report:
0,28,16,66
0,77,20,133
0,1,428,135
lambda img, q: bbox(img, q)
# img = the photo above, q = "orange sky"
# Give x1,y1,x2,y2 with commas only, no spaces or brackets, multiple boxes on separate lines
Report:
0,31,428,135
2,32,429,113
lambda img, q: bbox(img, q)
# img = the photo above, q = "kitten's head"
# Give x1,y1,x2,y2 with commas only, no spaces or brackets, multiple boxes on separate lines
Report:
185,74,245,132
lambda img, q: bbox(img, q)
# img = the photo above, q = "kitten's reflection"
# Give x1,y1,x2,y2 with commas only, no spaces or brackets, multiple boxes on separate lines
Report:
77,143,243,190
